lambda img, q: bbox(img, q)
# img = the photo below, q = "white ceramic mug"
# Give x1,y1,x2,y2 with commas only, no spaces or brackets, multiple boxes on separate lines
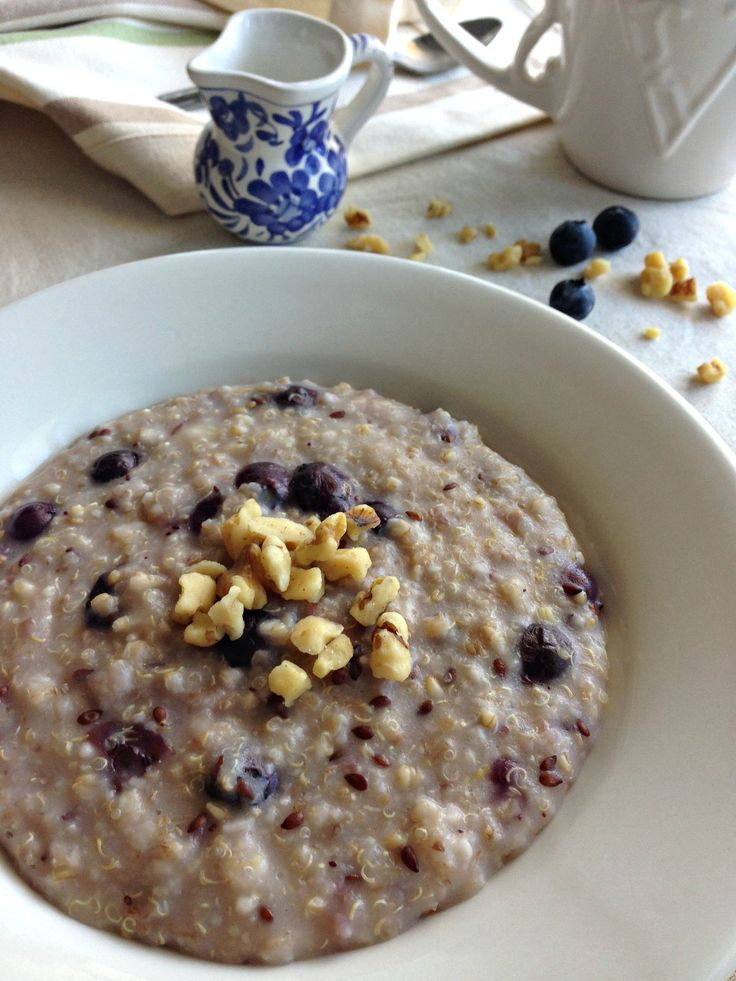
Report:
416,0,736,199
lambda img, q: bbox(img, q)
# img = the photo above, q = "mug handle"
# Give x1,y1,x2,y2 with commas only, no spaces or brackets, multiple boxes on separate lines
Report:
333,33,393,147
415,0,565,116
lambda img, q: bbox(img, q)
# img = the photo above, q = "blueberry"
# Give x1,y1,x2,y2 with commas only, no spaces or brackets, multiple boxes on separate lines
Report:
549,220,596,266
593,205,639,251
5,501,58,541
273,385,319,408
206,745,278,806
90,449,140,483
217,611,266,668
364,500,400,532
489,757,517,792
289,462,356,517
234,461,290,501
560,563,602,611
84,572,118,629
519,623,574,683
188,487,224,534
88,721,172,790
549,278,595,320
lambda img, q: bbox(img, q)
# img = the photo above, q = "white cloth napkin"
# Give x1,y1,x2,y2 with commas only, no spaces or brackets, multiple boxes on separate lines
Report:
0,0,545,215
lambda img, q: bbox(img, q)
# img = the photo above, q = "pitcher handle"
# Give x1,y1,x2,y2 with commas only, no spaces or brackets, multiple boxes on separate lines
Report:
415,0,565,117
333,33,393,148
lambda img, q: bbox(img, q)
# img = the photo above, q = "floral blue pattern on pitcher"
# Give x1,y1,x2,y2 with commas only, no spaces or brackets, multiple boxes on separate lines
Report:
188,16,392,244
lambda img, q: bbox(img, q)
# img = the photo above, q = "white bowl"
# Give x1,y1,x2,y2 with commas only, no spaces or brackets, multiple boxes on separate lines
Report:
1,249,735,980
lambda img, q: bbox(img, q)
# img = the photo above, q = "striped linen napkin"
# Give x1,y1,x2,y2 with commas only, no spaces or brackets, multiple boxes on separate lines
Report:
0,0,544,216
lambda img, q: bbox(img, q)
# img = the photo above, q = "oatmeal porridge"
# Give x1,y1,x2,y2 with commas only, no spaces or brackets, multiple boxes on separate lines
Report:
0,380,607,964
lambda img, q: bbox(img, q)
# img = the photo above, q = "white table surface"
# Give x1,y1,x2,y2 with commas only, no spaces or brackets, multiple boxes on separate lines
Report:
2,98,734,454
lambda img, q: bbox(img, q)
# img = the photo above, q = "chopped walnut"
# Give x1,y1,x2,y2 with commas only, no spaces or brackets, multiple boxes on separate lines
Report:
584,258,610,279
670,257,689,283
260,535,292,593
515,239,541,263
351,576,401,626
669,277,697,302
346,234,390,255
268,660,311,706
313,634,353,679
318,547,372,583
208,585,245,640
290,615,343,656
488,244,523,271
370,615,411,681
282,566,325,602
459,225,478,244
183,610,224,647
640,264,673,299
706,281,736,318
345,504,380,541
484,222,497,239
426,197,452,218
344,205,371,229
292,512,346,566
696,357,729,384
173,572,217,624
644,251,668,270
185,560,227,578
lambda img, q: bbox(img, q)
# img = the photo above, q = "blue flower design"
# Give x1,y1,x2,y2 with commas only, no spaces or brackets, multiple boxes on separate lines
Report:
284,118,328,169
235,169,322,239
194,132,220,187
317,147,347,215
209,94,250,141
195,90,348,243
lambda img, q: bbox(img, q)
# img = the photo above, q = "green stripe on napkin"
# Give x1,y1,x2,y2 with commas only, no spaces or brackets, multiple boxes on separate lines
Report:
0,19,216,47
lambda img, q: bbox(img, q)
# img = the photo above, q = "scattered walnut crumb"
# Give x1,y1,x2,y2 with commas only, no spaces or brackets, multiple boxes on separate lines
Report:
584,258,610,279
459,225,478,244
669,276,697,302
706,281,736,318
346,234,390,255
344,205,372,229
641,326,661,340
484,223,497,238
515,239,541,263
696,357,729,384
426,197,452,218
488,244,523,271
640,261,673,298
669,257,689,283
410,232,434,260
645,251,668,270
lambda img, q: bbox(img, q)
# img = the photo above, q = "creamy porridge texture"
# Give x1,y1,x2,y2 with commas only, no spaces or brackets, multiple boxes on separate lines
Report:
0,380,607,964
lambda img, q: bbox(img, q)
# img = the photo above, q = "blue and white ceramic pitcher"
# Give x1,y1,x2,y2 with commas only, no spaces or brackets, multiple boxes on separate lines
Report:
188,9,392,243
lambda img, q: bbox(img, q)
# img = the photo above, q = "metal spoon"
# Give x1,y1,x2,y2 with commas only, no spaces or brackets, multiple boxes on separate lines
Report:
393,16,501,75
158,17,502,110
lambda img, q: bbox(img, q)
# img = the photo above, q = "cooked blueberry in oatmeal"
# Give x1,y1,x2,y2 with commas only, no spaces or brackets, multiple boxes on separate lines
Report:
519,623,574,683
84,572,118,629
188,487,224,534
90,449,140,483
206,745,279,806
289,461,357,517
234,461,291,500
0,379,607,965
5,500,58,540
273,385,319,408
